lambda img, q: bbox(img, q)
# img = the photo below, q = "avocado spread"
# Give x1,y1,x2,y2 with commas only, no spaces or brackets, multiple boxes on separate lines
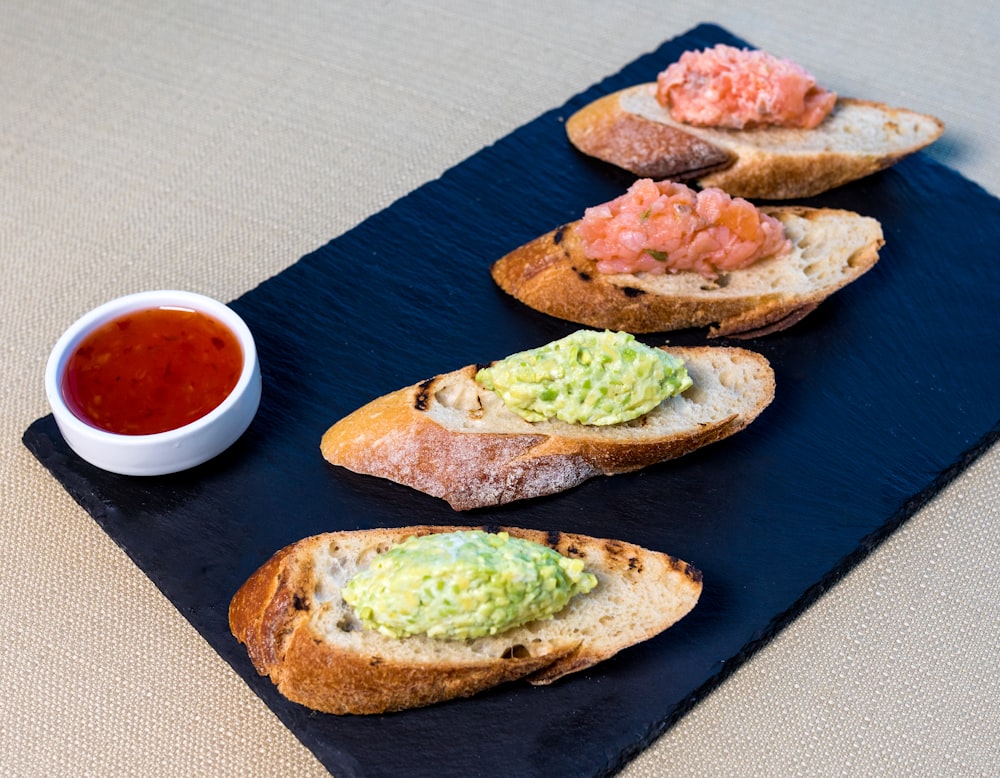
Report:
475,330,692,425
342,530,597,640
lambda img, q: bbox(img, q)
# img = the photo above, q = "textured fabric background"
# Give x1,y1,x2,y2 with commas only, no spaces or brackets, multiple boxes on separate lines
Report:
2,1,997,775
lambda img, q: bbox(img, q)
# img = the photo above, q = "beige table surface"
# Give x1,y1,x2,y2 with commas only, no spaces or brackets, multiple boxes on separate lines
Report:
2,1,997,775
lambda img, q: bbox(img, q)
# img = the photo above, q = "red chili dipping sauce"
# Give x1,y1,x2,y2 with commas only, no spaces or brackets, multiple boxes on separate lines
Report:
62,306,243,435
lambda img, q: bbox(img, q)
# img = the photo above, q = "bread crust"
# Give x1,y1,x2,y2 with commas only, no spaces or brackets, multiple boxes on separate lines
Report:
320,347,775,509
490,207,883,337
565,90,734,180
230,525,703,714
566,84,944,199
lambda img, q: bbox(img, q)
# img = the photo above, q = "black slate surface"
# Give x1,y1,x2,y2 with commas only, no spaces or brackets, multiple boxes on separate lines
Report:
23,23,1000,778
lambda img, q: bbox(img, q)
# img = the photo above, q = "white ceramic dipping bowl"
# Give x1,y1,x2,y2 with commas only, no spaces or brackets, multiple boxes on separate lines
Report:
44,290,261,476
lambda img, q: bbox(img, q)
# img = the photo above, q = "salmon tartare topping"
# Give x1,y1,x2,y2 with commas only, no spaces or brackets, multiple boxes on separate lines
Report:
656,44,837,130
577,178,791,279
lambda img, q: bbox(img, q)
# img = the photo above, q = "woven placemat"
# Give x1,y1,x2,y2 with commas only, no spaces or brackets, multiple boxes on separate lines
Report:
2,1,996,775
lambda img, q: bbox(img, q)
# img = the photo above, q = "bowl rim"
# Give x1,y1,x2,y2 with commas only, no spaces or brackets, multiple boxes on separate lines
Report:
44,289,259,445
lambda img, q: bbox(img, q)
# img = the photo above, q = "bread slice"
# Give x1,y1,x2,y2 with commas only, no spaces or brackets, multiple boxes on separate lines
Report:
566,84,943,199
491,206,883,337
320,345,775,510
229,525,703,714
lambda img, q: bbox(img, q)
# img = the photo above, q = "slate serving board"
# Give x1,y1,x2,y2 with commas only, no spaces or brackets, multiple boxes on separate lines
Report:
23,23,1000,778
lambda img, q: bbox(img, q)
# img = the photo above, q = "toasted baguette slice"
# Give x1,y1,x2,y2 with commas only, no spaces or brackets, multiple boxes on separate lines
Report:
566,84,943,199
321,345,774,510
491,206,883,337
229,525,703,714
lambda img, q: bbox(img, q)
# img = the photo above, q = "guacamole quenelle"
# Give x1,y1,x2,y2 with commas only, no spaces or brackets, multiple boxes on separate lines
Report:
475,330,692,426
342,530,597,640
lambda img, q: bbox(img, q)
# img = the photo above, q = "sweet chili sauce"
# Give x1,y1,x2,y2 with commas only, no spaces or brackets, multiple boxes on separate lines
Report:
62,306,243,435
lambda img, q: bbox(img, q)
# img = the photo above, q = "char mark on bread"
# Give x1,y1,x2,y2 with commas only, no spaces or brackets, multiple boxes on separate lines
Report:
414,378,434,411
680,558,704,584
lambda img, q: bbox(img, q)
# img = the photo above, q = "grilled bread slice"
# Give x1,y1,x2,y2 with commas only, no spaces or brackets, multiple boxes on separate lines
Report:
491,206,884,337
320,345,774,510
566,85,943,199
229,525,703,714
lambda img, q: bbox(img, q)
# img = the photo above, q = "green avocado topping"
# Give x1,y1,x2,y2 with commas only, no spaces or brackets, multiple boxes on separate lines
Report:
474,329,692,425
342,530,597,640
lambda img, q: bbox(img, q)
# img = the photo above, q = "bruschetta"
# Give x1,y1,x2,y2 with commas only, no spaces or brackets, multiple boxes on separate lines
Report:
230,525,702,714
491,178,884,337
320,331,775,509
566,44,943,199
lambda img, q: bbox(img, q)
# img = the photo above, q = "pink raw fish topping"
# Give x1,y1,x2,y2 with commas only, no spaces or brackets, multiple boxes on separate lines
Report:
577,178,791,279
656,44,837,129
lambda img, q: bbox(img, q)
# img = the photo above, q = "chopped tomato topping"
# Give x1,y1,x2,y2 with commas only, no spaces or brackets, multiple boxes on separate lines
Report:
577,178,791,279
656,44,837,129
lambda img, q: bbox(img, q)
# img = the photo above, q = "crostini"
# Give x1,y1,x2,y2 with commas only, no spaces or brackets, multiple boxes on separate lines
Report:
230,525,703,714
566,44,943,199
491,178,884,337
321,330,775,510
